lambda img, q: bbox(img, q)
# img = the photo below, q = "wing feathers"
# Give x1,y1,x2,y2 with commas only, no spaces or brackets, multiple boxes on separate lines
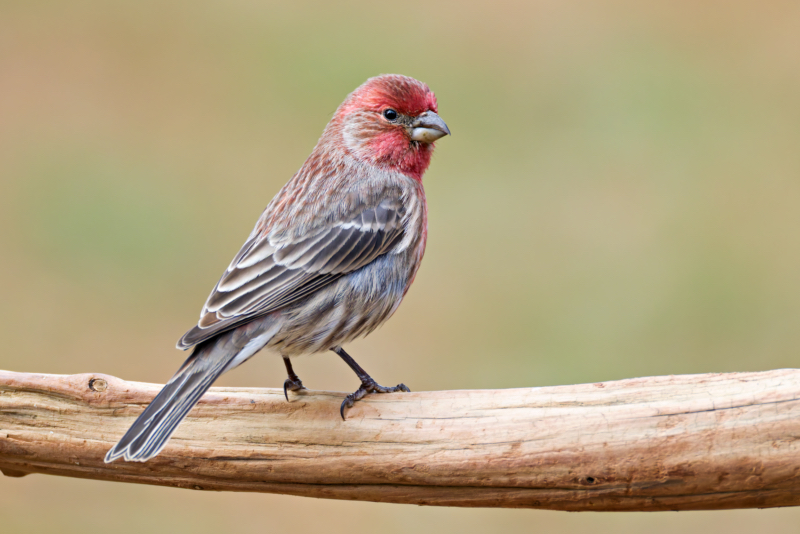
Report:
221,269,303,317
236,239,275,268
333,230,378,273
209,264,286,311
318,228,365,274
272,228,330,266
217,256,277,292
178,197,407,349
303,227,345,271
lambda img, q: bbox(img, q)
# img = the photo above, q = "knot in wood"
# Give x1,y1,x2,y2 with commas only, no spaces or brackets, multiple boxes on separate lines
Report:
88,378,108,392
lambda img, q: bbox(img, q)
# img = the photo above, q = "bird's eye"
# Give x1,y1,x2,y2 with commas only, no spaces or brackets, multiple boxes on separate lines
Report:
382,108,398,121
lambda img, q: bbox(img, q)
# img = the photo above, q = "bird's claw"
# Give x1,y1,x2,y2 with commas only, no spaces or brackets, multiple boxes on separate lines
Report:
283,377,306,401
340,379,410,420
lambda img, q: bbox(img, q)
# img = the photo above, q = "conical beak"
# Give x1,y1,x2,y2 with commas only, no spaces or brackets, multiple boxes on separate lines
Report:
410,111,450,143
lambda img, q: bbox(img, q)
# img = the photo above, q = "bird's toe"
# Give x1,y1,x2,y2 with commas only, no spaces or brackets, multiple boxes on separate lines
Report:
283,378,306,401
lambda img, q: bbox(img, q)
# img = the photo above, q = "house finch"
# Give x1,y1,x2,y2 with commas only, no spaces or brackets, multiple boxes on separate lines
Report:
105,74,449,463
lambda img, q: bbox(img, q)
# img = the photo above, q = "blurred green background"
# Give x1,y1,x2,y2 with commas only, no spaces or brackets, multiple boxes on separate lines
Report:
2,0,800,532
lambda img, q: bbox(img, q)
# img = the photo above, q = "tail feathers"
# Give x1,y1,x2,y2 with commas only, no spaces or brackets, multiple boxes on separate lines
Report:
104,345,232,463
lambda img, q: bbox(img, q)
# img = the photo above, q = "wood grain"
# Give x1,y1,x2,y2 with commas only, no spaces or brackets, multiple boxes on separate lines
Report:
1,368,800,510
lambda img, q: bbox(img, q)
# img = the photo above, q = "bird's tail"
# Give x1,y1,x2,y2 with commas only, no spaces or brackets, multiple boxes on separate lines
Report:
104,339,235,463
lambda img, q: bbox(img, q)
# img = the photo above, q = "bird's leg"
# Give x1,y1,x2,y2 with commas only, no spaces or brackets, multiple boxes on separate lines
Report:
332,346,410,419
283,356,305,401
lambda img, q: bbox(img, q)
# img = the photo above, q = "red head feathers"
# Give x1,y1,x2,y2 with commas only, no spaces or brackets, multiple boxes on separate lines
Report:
326,74,449,180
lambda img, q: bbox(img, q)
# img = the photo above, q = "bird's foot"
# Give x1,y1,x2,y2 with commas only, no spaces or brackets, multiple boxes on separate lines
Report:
283,377,306,401
340,378,410,420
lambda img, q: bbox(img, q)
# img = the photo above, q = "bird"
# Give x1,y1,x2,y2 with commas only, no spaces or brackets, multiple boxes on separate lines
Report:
105,74,449,463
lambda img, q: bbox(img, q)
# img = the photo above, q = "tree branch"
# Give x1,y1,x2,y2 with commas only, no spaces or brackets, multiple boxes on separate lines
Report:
1,368,799,510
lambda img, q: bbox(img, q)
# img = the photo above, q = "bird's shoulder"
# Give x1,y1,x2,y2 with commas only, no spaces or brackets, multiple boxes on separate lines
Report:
256,155,423,246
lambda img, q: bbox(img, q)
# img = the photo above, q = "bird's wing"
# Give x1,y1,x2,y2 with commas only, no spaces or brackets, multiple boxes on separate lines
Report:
177,196,406,349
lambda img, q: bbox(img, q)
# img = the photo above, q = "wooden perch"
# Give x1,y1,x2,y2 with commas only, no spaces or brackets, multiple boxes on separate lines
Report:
1,368,800,510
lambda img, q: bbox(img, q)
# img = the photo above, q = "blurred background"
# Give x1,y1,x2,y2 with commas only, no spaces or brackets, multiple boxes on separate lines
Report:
2,0,800,532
